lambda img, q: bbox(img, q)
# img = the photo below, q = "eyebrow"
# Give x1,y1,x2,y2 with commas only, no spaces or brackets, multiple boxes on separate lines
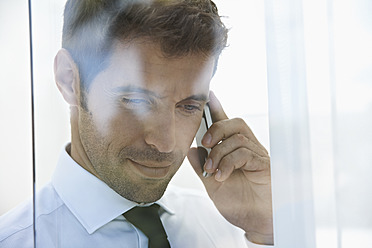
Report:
112,85,209,102
182,94,209,103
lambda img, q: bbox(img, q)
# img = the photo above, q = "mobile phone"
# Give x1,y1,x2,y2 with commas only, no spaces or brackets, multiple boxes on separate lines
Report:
195,104,213,177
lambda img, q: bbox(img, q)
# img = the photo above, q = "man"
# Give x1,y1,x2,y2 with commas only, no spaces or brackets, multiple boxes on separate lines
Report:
0,0,273,247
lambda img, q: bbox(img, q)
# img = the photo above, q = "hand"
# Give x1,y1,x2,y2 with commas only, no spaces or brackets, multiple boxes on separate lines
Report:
187,91,274,245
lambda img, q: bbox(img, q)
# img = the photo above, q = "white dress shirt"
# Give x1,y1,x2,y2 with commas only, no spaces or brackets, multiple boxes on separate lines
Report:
0,145,272,248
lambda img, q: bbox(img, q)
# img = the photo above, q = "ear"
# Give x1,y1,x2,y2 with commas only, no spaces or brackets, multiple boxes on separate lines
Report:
54,49,80,106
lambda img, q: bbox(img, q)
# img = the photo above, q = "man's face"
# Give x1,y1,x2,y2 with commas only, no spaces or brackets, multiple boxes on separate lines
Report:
77,42,214,203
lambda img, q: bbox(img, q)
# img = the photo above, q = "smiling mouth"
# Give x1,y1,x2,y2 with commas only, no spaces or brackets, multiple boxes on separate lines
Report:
128,159,171,179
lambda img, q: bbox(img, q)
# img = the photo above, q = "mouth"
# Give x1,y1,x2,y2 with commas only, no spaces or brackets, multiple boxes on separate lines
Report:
128,159,171,179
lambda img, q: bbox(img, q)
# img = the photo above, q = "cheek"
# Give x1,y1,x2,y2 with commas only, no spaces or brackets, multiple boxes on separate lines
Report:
89,108,144,149
175,117,201,149
109,113,144,139
87,98,122,137
92,110,118,137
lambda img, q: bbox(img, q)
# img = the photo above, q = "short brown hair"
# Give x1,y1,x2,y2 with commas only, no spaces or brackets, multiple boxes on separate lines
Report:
62,0,228,91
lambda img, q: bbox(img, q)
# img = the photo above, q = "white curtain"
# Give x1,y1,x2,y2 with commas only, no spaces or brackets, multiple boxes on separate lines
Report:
265,0,372,247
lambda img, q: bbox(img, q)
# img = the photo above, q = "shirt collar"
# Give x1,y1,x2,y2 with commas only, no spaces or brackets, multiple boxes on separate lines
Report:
52,144,175,234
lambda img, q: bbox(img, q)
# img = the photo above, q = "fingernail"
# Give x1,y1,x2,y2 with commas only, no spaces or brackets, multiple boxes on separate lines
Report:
215,170,222,180
203,133,212,145
205,158,212,171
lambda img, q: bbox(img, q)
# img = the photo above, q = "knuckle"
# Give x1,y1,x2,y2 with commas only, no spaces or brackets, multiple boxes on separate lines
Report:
235,133,246,143
247,155,258,170
211,121,223,130
219,155,229,169
209,143,221,158
219,156,234,173
233,117,245,125
250,155,269,171
220,155,236,171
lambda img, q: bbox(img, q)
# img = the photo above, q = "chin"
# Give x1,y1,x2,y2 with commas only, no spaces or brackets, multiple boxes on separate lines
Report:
108,175,172,203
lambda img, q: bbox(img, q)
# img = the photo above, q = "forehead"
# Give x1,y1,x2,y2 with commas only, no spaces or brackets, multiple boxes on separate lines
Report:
89,41,215,98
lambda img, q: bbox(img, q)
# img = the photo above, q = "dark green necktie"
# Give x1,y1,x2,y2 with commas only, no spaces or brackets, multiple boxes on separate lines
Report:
123,204,171,248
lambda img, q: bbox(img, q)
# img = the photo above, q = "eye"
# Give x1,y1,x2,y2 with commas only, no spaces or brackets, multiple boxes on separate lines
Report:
121,97,150,108
178,103,202,114
122,98,145,104
184,105,199,111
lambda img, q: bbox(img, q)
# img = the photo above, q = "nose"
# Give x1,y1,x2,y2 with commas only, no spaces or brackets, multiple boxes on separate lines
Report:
144,109,176,153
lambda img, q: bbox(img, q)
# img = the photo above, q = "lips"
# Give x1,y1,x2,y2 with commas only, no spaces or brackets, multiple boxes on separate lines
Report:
128,159,171,179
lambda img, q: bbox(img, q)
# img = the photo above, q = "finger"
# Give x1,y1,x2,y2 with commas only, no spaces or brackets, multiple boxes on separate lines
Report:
214,147,248,182
204,133,267,173
202,118,268,154
216,148,270,182
187,147,218,181
208,91,228,122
